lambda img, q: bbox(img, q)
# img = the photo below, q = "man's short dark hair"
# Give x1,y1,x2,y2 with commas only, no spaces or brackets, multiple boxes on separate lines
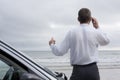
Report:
78,8,91,23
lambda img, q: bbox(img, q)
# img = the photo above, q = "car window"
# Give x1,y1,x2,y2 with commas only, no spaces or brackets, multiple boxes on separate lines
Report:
0,50,27,80
0,58,27,80
0,60,10,80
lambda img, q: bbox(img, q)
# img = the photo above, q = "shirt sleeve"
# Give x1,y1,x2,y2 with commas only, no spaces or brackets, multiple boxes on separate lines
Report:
96,28,110,46
50,31,70,56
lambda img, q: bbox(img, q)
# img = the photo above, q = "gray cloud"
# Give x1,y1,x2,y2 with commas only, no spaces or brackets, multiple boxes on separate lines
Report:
0,0,120,50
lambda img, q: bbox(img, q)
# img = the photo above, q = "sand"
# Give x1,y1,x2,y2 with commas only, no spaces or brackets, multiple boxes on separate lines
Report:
44,63,120,80
53,68,120,80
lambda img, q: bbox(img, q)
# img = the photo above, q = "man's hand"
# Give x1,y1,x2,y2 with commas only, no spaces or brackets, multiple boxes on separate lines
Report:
92,17,99,29
49,37,56,45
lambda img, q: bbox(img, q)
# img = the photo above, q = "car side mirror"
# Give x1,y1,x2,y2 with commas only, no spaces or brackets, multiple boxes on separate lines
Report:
55,72,68,80
20,73,42,80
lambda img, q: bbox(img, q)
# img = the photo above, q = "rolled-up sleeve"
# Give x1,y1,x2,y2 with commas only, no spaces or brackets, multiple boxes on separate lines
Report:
50,31,70,56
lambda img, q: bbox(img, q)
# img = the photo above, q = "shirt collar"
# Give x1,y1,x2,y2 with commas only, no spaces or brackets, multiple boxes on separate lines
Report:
80,23,89,27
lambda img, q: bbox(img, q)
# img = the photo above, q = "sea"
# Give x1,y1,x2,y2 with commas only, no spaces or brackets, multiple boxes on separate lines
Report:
23,50,120,69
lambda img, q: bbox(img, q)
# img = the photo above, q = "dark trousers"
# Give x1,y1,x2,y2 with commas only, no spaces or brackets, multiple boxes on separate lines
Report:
70,63,100,80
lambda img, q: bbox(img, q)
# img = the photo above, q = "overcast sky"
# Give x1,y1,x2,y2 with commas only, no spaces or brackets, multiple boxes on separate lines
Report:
0,0,120,51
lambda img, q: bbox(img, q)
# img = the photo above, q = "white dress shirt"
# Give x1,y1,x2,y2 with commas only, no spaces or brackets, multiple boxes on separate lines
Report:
50,24,110,65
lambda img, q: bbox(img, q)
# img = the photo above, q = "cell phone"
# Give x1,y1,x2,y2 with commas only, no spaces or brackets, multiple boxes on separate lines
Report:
92,18,95,23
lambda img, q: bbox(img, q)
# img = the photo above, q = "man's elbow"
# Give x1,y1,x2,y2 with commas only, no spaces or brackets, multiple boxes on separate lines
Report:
104,40,110,45
101,39,110,46
53,50,65,56
54,53,64,56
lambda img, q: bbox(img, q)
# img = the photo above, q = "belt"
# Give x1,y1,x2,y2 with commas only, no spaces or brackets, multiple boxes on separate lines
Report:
72,62,96,67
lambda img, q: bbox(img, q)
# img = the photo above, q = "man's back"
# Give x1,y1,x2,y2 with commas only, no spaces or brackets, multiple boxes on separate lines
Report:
69,24,100,65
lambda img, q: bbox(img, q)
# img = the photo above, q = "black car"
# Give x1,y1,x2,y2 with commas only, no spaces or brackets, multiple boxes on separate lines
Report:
0,40,67,80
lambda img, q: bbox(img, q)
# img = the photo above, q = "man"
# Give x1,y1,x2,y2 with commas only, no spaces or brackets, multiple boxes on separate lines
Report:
49,8,110,80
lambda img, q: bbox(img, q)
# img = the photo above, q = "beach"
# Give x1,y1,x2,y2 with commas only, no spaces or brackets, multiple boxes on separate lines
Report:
61,67,120,80
39,62,120,80
59,68,120,80
23,50,120,80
